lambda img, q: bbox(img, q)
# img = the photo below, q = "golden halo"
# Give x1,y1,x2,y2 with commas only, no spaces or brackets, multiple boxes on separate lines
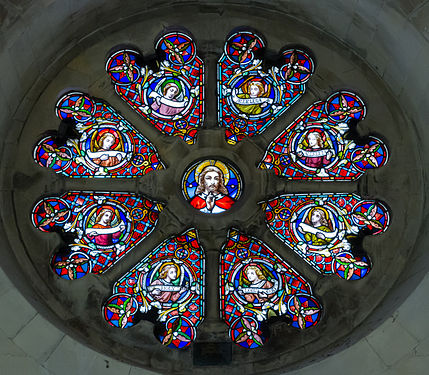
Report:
158,261,181,279
85,206,99,227
308,206,330,220
91,129,124,153
194,159,230,185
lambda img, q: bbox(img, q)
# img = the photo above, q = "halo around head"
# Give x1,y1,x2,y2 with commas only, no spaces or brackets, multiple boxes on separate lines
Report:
161,78,183,95
308,206,330,220
195,159,230,185
159,261,181,279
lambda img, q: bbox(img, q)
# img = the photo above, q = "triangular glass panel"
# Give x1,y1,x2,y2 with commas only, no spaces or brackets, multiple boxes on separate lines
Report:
106,30,204,144
31,191,163,279
261,193,390,279
103,229,205,349
34,92,164,177
220,229,322,348
218,28,314,145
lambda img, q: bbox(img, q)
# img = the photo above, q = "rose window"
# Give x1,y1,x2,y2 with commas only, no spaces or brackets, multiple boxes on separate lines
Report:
25,25,394,363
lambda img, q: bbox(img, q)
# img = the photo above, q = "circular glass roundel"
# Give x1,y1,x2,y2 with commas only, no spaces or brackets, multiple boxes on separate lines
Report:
182,159,243,214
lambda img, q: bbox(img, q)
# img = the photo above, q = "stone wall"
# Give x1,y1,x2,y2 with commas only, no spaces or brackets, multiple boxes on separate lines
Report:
0,1,428,374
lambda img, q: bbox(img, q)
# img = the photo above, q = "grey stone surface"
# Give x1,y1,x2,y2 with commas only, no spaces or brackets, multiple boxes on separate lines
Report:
13,314,65,363
44,336,131,375
289,338,387,375
409,3,429,41
0,288,37,339
0,263,13,297
129,367,163,375
0,328,26,357
366,316,418,366
396,272,429,341
0,356,51,375
0,0,428,374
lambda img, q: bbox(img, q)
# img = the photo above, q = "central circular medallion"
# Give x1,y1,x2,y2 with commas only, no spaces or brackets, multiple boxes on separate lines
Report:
182,159,243,214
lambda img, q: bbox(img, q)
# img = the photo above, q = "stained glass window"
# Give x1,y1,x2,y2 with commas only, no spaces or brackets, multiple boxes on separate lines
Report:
261,193,390,279
182,159,242,214
103,229,205,348
259,91,389,180
30,27,392,351
106,31,204,144
32,191,163,279
218,29,314,145
220,229,322,348
33,92,164,178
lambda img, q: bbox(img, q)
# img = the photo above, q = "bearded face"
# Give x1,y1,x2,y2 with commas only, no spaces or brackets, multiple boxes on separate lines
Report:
203,171,220,193
195,166,229,196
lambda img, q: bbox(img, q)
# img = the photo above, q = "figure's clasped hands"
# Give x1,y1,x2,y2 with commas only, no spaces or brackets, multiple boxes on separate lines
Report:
206,194,215,211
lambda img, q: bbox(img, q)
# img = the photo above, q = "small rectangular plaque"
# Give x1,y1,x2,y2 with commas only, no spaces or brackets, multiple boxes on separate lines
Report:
193,342,232,366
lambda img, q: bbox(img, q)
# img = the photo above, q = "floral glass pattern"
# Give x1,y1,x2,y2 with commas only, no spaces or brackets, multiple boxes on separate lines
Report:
220,229,322,348
106,31,204,144
30,27,393,350
218,29,314,145
182,159,242,214
103,229,204,349
259,91,389,180
261,193,390,279
32,191,163,279
34,92,164,178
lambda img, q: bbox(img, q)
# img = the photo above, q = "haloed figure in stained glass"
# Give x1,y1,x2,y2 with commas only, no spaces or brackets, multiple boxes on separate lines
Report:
190,166,235,214
238,264,276,305
297,130,334,169
150,79,188,117
298,207,336,247
86,206,126,246
233,79,271,116
148,263,187,303
90,132,126,168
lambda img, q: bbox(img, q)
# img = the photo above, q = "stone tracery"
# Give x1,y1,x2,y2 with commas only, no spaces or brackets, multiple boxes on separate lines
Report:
31,27,390,350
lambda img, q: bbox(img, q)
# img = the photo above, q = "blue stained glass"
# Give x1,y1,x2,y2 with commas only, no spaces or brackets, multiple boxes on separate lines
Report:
261,193,390,279
220,229,322,348
103,229,205,349
106,31,204,144
32,191,163,279
34,92,164,178
218,28,314,145
182,159,243,214
259,91,389,180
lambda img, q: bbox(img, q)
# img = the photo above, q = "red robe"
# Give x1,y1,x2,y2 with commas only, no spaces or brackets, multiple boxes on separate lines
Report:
243,280,275,304
299,147,332,169
87,224,122,246
149,279,182,303
190,195,235,212
92,149,121,167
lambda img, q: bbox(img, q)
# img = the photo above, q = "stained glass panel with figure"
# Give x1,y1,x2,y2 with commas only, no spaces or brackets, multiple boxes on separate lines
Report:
106,31,204,144
220,229,322,348
218,29,314,145
34,92,164,178
259,91,389,180
103,229,205,349
261,193,390,279
32,191,163,279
